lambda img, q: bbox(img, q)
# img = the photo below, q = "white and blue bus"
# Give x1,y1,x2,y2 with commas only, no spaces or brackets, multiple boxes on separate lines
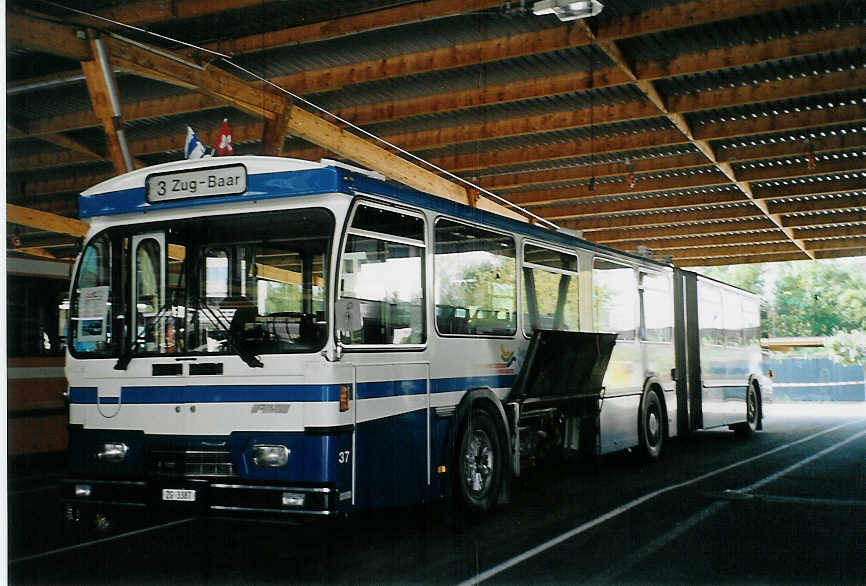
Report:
62,156,767,523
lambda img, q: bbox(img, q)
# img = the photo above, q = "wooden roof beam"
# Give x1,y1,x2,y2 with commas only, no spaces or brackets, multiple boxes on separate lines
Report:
81,34,136,174
6,13,91,61
6,204,90,237
17,23,859,139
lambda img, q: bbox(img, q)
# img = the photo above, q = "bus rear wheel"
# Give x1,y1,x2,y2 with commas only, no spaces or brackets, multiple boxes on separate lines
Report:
639,391,664,461
457,408,503,513
735,384,759,436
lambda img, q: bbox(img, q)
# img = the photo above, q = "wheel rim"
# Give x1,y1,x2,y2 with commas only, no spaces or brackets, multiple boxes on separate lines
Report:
646,407,660,447
747,387,757,426
463,428,494,497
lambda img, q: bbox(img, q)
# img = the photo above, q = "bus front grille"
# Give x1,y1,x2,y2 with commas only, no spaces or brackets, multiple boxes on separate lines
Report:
148,448,235,477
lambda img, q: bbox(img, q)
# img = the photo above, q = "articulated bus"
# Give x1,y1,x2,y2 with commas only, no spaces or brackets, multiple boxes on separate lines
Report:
62,156,767,524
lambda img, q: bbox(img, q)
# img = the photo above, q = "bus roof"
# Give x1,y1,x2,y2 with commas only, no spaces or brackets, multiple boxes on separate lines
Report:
78,155,682,273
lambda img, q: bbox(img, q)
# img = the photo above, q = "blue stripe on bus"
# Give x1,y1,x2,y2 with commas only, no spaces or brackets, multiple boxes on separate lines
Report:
68,374,517,405
78,168,347,218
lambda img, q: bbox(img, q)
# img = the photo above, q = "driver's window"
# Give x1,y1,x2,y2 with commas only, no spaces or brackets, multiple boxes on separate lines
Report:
133,234,165,353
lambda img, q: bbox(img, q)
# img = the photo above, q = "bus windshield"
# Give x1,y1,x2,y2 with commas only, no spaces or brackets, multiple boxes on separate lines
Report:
69,208,333,361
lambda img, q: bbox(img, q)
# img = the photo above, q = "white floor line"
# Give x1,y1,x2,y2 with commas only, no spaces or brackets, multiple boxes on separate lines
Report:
8,517,196,565
592,427,866,585
458,418,864,586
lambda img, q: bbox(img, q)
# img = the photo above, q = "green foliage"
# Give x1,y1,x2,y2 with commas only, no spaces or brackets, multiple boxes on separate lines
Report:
772,261,866,337
699,264,765,294
827,330,866,367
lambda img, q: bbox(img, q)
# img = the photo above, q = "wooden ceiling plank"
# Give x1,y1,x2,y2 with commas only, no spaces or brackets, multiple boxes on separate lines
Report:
677,250,810,266
663,241,801,259
504,170,730,206
588,218,777,243
814,247,866,260
768,193,866,214
668,69,866,114
614,230,788,250
597,0,821,40
208,0,504,56
537,190,746,220
270,23,592,96
637,25,866,80
380,100,662,152
717,132,866,164
694,104,866,141
804,235,866,251
475,153,710,190
792,224,866,239
735,157,866,183
782,210,866,227
753,177,866,200
562,206,761,231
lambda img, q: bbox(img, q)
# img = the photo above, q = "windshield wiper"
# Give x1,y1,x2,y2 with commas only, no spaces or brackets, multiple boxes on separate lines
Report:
196,299,264,368
114,301,177,370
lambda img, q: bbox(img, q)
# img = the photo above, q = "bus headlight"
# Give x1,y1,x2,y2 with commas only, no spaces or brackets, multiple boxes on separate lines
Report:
96,442,128,463
251,444,290,467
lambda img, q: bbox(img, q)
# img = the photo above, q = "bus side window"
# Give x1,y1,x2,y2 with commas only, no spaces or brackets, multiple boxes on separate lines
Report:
592,258,636,340
338,203,426,346
523,243,579,335
434,219,516,337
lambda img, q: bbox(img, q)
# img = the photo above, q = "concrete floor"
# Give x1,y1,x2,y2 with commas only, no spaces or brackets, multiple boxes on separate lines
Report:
7,402,866,585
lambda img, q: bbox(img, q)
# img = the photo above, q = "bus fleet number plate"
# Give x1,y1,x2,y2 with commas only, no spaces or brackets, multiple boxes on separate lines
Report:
162,488,196,502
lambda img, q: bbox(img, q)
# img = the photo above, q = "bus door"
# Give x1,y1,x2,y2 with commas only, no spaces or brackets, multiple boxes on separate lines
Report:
351,362,431,510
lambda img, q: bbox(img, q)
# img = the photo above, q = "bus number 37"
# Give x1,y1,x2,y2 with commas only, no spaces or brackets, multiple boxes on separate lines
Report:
338,451,351,464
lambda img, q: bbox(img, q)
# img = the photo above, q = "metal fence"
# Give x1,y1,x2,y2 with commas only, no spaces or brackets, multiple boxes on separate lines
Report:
765,356,866,402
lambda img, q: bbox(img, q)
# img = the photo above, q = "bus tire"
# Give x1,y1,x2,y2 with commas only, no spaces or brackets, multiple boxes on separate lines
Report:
457,408,503,513
735,384,760,436
638,390,664,461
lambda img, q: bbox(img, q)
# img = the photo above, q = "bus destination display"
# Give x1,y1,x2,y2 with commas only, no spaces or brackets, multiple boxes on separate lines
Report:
146,164,247,202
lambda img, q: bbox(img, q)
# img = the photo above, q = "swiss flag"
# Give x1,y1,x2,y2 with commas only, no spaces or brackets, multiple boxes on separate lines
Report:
215,118,234,156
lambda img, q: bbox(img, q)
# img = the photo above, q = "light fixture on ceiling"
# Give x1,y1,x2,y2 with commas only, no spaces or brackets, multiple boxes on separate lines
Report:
531,0,604,21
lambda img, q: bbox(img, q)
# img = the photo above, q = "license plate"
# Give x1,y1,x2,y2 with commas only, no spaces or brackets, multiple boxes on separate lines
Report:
162,488,196,502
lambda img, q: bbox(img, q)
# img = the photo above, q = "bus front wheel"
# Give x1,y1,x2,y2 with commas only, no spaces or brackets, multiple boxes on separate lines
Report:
457,408,503,513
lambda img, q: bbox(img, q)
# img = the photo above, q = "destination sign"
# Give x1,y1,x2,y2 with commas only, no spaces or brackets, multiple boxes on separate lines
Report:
146,164,247,202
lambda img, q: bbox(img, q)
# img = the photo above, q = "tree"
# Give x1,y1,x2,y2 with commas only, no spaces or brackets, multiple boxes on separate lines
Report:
826,330,866,402
772,261,866,337
699,263,765,294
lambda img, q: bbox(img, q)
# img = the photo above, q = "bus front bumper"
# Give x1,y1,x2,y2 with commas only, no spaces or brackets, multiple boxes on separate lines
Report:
60,477,343,518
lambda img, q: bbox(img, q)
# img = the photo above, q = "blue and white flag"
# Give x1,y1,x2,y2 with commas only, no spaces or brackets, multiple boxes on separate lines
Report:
185,125,208,160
